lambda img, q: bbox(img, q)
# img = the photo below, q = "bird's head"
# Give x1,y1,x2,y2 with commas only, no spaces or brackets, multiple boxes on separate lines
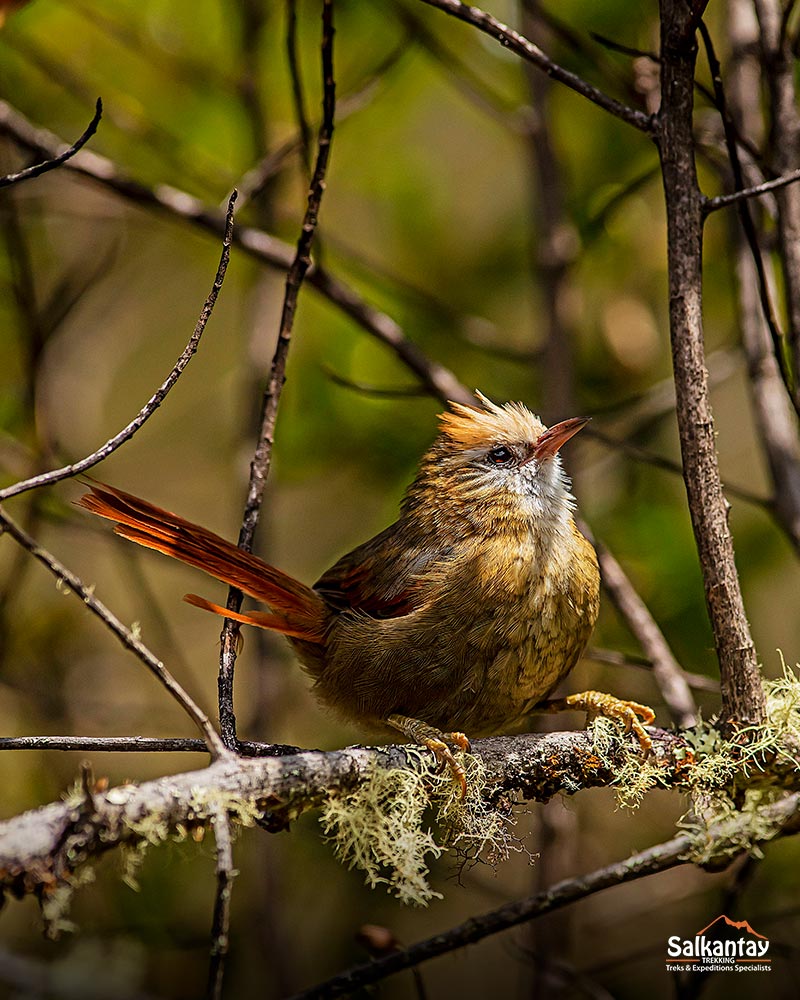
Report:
405,392,589,530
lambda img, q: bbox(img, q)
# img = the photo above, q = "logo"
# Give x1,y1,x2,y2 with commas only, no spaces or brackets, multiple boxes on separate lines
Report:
665,914,771,973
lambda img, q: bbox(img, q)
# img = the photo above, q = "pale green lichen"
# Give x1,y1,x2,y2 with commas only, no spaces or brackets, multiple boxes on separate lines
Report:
677,657,800,864
589,716,666,809
588,656,800,820
119,787,261,890
41,867,96,939
319,750,518,906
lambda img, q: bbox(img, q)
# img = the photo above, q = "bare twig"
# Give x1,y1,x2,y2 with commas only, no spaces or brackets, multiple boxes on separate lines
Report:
206,809,235,1000
704,167,800,213
0,736,301,755
0,191,238,502
0,507,227,759
657,0,765,727
291,792,800,998
217,0,337,747
594,540,698,727
416,0,654,134
0,98,102,189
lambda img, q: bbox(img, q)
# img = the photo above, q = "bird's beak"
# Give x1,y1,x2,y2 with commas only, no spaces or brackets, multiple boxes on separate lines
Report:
532,416,591,461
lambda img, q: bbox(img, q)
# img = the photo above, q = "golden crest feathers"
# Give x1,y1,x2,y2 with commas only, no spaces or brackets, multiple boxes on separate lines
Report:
438,391,546,449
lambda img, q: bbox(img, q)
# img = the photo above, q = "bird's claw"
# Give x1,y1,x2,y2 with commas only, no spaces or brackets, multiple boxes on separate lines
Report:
422,736,468,799
386,714,471,798
541,690,655,756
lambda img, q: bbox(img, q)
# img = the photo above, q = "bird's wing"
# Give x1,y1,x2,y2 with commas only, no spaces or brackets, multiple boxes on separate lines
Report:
314,522,455,619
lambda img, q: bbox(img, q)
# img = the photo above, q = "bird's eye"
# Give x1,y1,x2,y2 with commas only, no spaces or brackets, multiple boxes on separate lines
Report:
486,445,516,467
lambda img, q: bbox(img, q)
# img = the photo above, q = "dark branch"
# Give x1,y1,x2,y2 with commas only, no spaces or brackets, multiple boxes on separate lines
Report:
657,0,766,726
0,508,227,759
206,810,234,1000
704,167,800,213
416,0,654,134
217,0,337,748
0,98,102,190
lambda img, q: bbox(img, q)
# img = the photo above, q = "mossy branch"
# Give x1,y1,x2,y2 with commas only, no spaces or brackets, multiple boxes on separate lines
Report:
3,683,800,922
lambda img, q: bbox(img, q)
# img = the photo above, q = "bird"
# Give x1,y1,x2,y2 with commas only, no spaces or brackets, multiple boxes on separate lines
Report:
78,393,654,793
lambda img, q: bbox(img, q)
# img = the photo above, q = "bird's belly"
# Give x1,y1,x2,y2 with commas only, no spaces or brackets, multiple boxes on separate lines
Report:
314,586,596,736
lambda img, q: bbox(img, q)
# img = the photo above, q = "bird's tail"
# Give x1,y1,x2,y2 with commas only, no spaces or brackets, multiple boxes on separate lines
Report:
78,482,329,643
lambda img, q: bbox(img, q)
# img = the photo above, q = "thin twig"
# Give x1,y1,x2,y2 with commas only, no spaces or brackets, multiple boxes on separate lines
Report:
704,166,800,213
0,98,102,189
0,736,301,754
217,0,337,748
206,809,235,1000
0,506,227,759
594,540,698,727
0,191,238,502
416,0,655,134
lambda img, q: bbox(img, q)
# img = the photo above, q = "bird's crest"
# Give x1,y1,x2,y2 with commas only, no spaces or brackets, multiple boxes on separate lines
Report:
439,391,545,449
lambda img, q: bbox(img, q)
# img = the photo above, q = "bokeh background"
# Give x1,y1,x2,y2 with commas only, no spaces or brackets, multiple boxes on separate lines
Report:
1,1,799,997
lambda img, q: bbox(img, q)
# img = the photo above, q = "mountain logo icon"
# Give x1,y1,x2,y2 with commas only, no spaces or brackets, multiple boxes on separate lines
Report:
695,914,768,940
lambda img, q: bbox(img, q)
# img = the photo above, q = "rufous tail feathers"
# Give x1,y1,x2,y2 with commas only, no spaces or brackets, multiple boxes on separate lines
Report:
77,483,329,643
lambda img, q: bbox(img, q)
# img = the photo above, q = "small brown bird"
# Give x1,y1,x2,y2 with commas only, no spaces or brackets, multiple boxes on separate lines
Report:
79,394,653,790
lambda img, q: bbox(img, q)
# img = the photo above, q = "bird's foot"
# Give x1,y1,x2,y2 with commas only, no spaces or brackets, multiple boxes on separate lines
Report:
539,690,655,755
386,713,471,798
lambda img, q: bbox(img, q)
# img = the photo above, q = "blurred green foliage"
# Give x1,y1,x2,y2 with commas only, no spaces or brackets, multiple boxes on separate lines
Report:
0,1,798,997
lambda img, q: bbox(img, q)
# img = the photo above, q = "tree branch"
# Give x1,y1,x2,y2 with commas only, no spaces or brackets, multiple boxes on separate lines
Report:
206,809,234,1000
0,97,102,189
216,0,337,749
0,736,300,755
415,0,654,134
704,167,800,214
0,508,227,760
656,0,766,727
0,725,727,900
